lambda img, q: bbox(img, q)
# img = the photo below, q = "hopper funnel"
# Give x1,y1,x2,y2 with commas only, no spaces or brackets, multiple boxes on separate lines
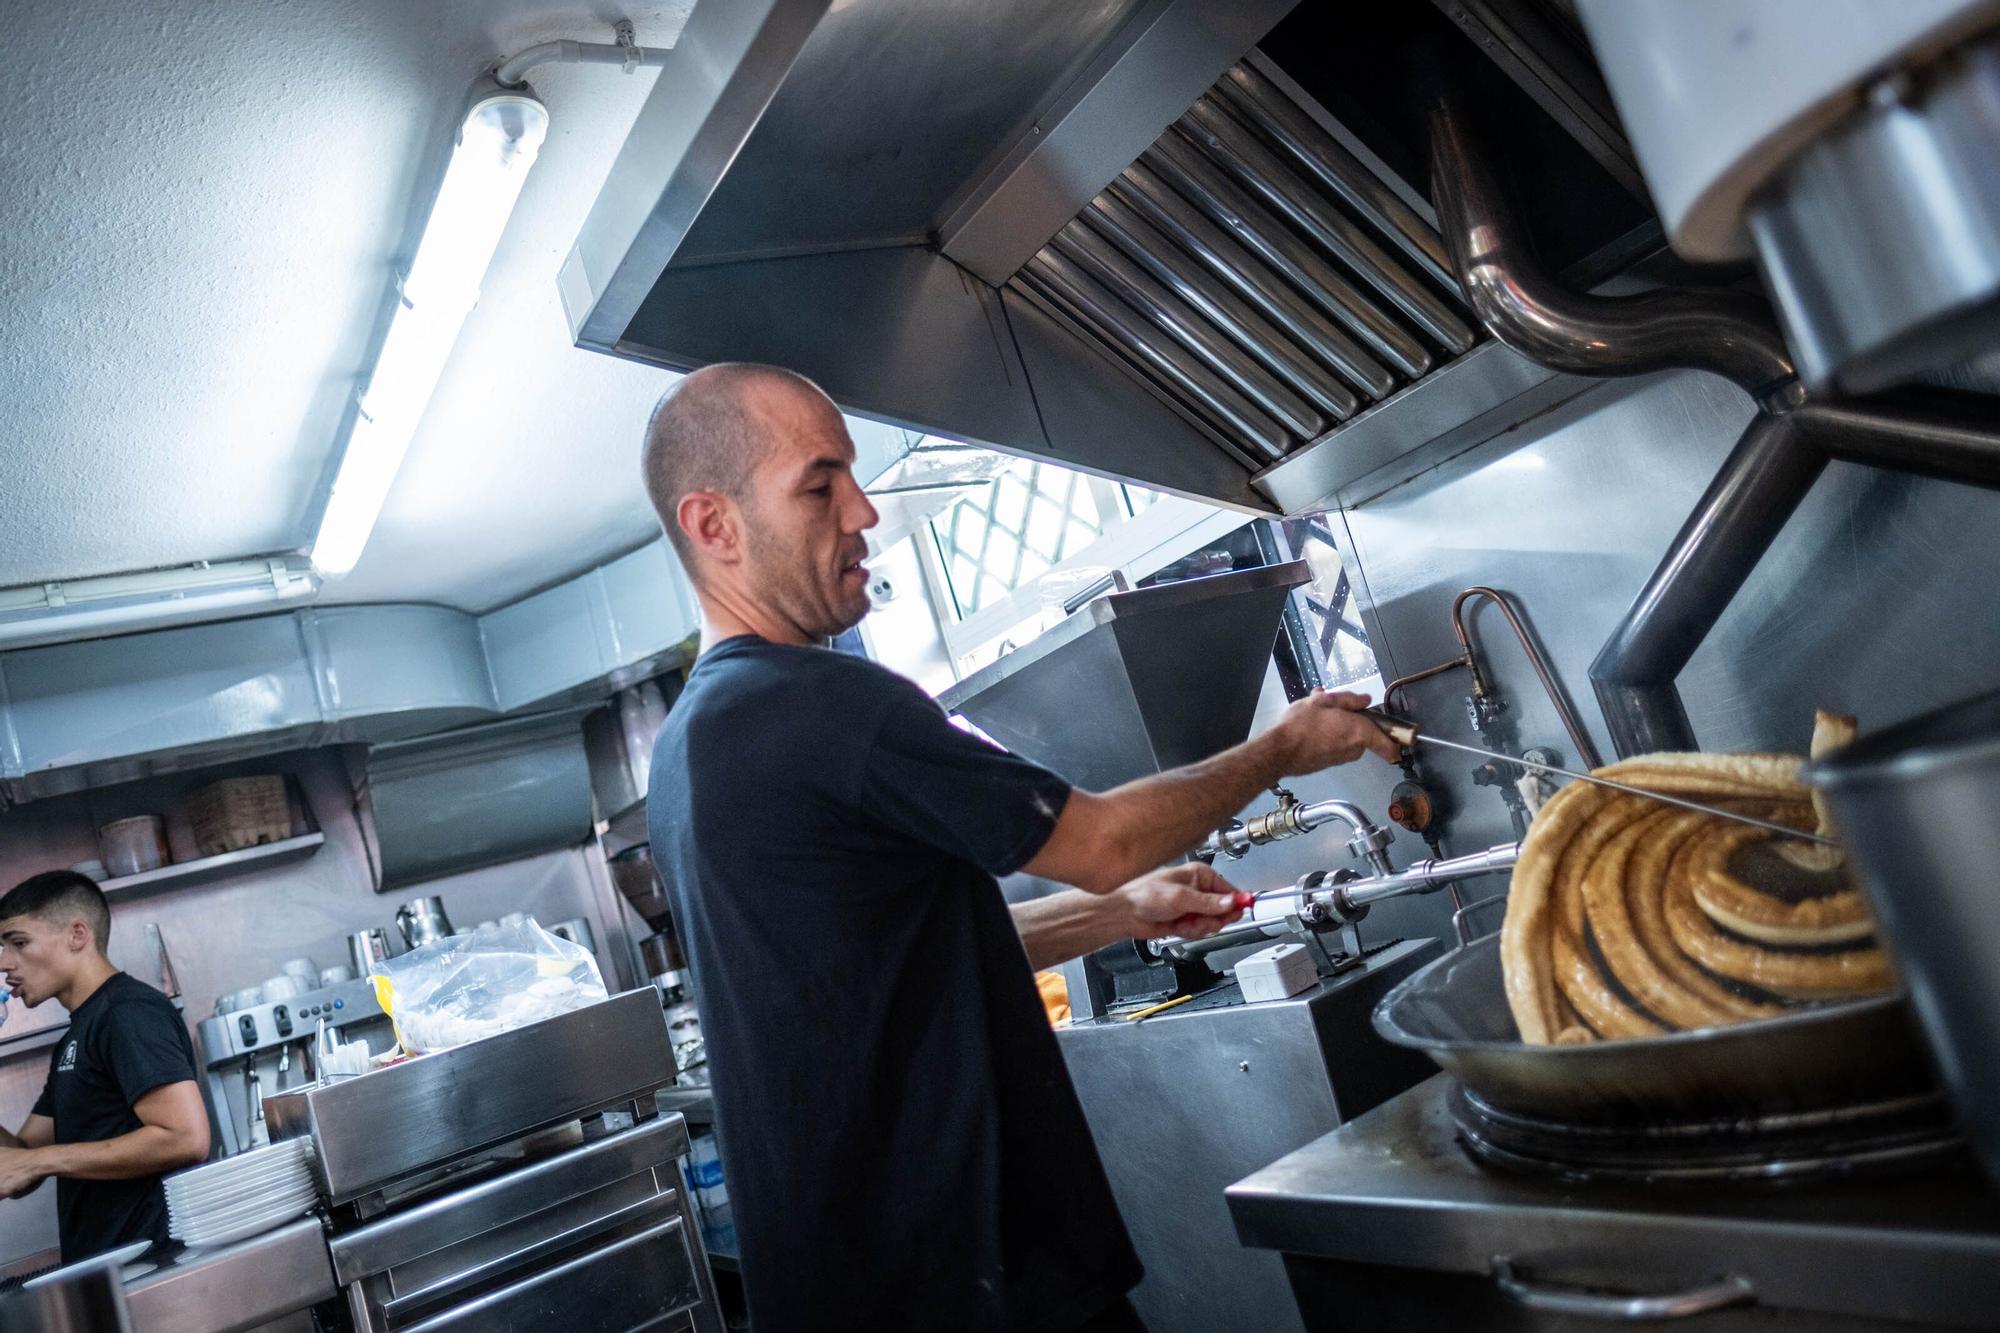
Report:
937,562,1310,790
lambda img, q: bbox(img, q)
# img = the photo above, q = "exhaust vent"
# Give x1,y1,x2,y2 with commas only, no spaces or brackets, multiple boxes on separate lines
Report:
1008,60,1479,469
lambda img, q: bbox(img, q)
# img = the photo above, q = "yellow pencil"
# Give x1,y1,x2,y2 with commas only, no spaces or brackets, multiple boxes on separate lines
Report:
1124,994,1194,1022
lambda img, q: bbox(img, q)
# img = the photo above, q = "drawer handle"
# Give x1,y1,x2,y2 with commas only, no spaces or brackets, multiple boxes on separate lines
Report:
1491,1258,1755,1321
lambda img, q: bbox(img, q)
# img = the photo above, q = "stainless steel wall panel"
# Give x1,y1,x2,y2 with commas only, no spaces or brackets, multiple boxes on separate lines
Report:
1082,192,1363,421
1312,370,2000,863
1050,221,1326,441
1179,98,1476,355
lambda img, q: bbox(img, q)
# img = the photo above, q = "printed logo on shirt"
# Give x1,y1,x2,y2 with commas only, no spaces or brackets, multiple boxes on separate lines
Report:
56,1040,77,1073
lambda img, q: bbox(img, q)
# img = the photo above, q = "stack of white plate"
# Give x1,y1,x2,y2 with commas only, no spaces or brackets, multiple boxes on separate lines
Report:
164,1137,319,1248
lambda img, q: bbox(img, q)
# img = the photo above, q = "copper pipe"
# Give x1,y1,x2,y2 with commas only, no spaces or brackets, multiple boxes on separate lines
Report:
1382,588,1602,770
1382,654,1473,712
1451,587,1605,770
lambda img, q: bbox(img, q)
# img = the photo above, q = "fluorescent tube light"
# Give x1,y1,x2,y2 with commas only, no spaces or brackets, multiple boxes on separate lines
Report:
311,89,550,576
0,559,318,650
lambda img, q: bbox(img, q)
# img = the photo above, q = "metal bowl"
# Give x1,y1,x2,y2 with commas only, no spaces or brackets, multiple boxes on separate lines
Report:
1372,932,1938,1123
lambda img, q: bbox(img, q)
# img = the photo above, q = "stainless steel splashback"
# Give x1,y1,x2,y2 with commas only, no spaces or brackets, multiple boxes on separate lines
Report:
1322,368,2000,859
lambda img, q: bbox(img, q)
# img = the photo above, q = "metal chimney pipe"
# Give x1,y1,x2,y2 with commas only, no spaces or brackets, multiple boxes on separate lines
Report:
1430,103,1799,407
1429,102,2000,757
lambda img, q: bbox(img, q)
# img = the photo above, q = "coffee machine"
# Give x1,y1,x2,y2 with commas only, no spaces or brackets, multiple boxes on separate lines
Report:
195,978,395,1156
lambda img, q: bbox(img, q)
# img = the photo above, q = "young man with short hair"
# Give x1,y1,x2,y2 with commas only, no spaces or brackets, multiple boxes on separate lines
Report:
0,871,208,1260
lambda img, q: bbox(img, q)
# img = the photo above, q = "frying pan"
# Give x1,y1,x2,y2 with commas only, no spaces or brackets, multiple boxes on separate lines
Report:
1372,932,1939,1123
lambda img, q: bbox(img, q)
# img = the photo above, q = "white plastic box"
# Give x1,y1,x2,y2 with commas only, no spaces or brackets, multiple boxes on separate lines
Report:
1234,942,1317,1003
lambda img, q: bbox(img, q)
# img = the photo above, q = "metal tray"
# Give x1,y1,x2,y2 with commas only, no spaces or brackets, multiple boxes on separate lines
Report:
1371,933,1939,1123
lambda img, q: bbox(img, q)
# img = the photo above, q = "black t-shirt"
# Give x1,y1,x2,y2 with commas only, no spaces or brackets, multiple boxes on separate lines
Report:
649,637,1141,1333
31,971,197,1261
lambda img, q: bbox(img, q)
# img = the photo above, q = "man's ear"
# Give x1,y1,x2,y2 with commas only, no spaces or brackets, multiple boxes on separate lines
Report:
676,491,742,567
66,918,90,954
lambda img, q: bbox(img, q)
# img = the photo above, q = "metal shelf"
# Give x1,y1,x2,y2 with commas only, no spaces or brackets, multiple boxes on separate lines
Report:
98,832,326,902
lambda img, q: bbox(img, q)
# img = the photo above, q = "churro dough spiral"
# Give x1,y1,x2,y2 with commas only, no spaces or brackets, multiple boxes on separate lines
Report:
1499,716,1891,1045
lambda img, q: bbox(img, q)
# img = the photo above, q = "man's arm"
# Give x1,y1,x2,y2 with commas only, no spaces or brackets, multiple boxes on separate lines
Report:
1012,864,1248,971
0,1081,207,1199
0,1116,52,1153
1023,690,1399,893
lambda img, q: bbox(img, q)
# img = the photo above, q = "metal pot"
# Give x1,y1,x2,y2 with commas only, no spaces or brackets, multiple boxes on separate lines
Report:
394,897,454,951
1372,932,1937,1123
1809,687,2000,1182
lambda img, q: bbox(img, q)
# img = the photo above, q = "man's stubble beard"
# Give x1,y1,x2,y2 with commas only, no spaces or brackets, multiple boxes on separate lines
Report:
742,510,867,641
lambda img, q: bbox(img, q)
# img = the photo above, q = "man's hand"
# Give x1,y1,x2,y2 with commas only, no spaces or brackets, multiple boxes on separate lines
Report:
1108,863,1248,941
0,1146,48,1200
1270,690,1402,773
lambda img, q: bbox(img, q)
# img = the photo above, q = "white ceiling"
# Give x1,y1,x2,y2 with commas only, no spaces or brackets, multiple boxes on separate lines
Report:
0,0,695,614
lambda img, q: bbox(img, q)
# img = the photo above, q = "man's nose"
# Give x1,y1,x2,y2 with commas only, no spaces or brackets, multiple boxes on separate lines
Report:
846,483,879,534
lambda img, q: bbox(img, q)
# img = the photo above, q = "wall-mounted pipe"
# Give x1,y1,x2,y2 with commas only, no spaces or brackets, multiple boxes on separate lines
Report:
495,24,671,89
1432,104,1799,409
1589,413,1827,754
1430,102,2000,758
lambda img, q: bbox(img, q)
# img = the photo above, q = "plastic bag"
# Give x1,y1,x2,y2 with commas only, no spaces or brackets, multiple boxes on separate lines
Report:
371,919,607,1054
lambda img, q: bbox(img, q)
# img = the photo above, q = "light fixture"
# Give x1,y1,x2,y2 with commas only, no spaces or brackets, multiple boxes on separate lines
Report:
0,559,318,651
311,87,550,576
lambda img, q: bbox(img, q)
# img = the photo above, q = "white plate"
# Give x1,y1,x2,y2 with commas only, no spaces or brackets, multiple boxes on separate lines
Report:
168,1172,315,1209
166,1162,309,1202
166,1157,314,1204
168,1176,316,1216
174,1204,313,1249
169,1185,317,1227
170,1178,317,1218
164,1139,311,1188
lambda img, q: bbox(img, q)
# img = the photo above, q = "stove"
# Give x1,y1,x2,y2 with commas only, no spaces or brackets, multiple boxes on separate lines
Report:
1228,1074,2000,1329
1447,1083,1964,1186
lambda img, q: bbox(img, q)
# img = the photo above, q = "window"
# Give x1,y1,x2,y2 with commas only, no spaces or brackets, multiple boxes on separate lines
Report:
932,462,1126,618
1271,516,1378,689
861,452,1244,680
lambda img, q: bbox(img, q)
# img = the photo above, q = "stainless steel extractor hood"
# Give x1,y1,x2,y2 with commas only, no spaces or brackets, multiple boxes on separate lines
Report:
563,0,1644,513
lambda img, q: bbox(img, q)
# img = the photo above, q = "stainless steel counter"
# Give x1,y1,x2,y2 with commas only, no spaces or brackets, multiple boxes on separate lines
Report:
264,988,677,1210
124,1218,335,1333
1228,1074,2000,1329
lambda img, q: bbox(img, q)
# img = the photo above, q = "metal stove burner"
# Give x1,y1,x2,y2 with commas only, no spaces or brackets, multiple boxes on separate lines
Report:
1448,1083,1965,1185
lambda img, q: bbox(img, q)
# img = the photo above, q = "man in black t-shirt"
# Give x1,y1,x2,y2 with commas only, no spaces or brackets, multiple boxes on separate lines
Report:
0,871,209,1261
640,365,1399,1332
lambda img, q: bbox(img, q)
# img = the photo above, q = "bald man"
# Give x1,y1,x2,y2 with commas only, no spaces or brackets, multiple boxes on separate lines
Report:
641,364,1398,1333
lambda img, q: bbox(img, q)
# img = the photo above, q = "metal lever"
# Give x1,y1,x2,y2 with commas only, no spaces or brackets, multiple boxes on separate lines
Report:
1359,710,1837,847
1491,1258,1755,1321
